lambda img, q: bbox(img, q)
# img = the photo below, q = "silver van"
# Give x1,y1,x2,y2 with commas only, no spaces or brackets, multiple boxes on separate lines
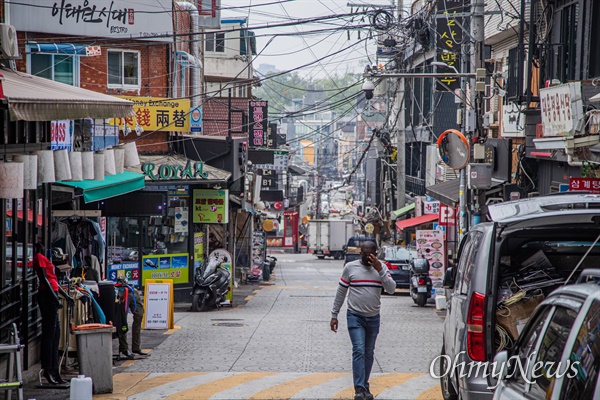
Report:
440,194,600,399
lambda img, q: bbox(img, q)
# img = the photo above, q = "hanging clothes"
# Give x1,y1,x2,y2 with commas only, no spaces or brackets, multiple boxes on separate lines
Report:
51,221,77,265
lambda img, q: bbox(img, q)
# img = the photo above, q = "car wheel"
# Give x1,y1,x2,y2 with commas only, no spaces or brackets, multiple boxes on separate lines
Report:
440,346,458,400
334,252,343,260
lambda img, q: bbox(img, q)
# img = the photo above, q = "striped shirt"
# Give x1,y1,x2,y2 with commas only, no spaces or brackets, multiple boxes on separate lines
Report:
331,259,397,318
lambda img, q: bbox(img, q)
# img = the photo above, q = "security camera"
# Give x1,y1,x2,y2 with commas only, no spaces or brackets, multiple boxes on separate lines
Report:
362,79,375,100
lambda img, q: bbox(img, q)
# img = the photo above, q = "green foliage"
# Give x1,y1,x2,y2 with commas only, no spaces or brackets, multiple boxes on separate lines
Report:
254,72,362,116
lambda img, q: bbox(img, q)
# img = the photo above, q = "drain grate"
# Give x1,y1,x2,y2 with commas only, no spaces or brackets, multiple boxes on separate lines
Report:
213,322,246,327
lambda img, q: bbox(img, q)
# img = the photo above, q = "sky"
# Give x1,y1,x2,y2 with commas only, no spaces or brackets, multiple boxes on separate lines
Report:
220,0,401,79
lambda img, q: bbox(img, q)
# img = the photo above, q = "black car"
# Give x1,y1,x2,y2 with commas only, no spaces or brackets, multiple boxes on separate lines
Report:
378,246,416,289
344,236,377,264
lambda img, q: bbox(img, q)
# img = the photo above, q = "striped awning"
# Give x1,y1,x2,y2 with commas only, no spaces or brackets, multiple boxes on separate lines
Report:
0,68,135,121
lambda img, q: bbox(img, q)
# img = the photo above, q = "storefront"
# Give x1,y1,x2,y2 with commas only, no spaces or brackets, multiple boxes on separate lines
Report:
85,154,231,302
0,67,135,369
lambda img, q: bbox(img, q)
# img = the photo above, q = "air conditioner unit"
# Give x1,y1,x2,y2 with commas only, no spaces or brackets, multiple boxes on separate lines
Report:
0,24,19,59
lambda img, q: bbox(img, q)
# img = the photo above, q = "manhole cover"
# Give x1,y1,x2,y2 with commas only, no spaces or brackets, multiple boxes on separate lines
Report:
213,322,246,327
211,318,244,321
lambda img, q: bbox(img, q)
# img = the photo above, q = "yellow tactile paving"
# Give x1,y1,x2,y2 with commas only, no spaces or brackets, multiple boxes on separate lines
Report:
163,372,277,400
248,372,349,399
416,384,444,399
93,372,208,400
164,326,181,335
331,372,424,399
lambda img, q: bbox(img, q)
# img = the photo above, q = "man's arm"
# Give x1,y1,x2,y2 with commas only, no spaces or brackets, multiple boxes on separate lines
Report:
330,265,351,332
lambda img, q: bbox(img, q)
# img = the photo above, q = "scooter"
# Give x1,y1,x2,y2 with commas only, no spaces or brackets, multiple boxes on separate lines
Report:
409,258,433,307
191,254,230,311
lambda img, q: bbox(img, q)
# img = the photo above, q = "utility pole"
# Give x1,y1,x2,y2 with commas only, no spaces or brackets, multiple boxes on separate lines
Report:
395,77,406,210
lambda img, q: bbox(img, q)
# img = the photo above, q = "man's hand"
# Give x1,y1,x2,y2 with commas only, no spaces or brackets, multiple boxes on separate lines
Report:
330,318,338,333
368,253,382,272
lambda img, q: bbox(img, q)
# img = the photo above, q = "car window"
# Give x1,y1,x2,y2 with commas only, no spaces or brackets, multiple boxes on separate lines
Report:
511,306,553,387
459,232,483,295
527,306,577,396
561,299,600,398
454,234,473,295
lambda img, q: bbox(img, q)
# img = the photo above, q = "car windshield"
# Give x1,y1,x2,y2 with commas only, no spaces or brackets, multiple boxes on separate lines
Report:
383,247,412,262
347,238,375,247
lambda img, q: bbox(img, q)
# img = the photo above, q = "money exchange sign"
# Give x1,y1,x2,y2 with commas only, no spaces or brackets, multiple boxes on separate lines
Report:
111,96,190,132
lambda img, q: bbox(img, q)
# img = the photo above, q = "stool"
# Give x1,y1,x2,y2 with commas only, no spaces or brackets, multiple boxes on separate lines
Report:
0,323,23,400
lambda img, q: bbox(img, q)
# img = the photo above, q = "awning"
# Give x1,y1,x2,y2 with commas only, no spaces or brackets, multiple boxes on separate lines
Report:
0,67,135,121
395,214,438,231
288,165,306,175
426,178,504,207
30,43,87,55
391,203,415,219
55,171,145,203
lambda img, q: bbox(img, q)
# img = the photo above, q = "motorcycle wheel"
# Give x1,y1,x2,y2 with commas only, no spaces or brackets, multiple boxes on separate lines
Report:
416,293,427,307
191,294,201,312
200,293,210,311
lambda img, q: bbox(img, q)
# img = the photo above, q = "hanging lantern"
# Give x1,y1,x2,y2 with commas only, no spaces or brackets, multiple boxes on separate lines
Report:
123,142,140,167
114,147,125,174
13,154,38,190
36,150,56,183
81,151,94,180
53,149,72,181
0,161,24,199
93,152,105,181
104,148,116,175
68,151,83,181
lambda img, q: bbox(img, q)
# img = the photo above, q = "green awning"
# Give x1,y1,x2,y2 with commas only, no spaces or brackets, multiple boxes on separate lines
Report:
392,203,415,219
56,171,145,203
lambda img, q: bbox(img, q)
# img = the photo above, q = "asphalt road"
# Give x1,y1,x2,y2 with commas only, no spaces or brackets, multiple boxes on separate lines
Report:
24,253,445,400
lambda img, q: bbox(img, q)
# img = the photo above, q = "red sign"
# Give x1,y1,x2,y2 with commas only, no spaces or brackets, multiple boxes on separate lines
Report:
569,178,600,193
438,205,456,226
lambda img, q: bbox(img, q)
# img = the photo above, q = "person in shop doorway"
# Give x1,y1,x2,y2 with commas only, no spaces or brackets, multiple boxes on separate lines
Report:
115,276,149,359
330,241,396,400
33,243,74,385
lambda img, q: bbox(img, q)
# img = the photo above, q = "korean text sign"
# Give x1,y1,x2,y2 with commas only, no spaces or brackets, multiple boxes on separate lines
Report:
110,96,190,132
569,177,600,194
435,0,467,91
143,280,174,330
249,100,268,148
540,82,582,137
193,189,229,224
142,254,189,285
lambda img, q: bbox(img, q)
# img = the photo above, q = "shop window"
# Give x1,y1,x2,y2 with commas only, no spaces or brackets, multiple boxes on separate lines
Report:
107,50,140,88
106,217,141,285
206,32,225,53
29,52,78,86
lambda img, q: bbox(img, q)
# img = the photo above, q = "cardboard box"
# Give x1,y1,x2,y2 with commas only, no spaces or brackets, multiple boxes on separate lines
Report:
496,294,544,340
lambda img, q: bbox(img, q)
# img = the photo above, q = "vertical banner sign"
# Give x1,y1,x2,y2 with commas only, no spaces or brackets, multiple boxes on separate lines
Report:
194,232,205,270
50,120,72,150
143,279,174,330
209,249,234,305
249,100,268,148
438,205,456,226
416,230,445,288
435,0,467,91
192,189,229,224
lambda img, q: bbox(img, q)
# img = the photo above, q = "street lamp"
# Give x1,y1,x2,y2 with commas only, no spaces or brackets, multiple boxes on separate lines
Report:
430,61,459,74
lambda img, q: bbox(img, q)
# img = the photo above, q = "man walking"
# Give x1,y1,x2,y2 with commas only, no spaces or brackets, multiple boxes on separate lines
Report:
330,241,396,400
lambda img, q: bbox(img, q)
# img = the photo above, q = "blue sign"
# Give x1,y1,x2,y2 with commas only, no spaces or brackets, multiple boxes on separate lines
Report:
109,262,140,287
433,223,446,233
190,107,202,133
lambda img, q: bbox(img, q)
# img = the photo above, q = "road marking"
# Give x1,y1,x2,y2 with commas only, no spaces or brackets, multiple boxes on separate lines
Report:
245,295,254,301
164,326,181,335
164,372,276,400
377,374,441,399
248,372,347,399
331,372,423,399
416,384,444,399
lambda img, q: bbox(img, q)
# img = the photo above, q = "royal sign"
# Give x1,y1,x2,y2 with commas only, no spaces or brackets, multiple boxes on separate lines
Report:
141,160,209,181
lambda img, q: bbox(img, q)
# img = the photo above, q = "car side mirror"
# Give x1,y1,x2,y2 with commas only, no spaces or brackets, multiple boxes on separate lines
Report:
493,350,509,381
442,267,455,289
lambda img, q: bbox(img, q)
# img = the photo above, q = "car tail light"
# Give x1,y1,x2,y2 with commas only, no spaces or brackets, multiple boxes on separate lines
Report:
309,249,313,253
467,291,486,362
385,262,399,270
418,278,426,285
324,250,329,254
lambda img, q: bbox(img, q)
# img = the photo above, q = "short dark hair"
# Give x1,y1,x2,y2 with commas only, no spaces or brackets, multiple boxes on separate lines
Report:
360,241,377,253
34,243,45,255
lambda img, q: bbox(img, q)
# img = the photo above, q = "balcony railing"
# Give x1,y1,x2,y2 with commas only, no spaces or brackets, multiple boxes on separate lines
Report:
406,175,426,196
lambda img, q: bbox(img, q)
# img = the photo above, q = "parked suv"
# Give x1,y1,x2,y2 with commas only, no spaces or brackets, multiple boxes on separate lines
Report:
441,194,600,400
492,270,600,399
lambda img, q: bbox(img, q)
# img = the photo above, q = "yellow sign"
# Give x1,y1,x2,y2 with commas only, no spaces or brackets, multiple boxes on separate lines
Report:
262,219,274,231
194,232,204,270
110,96,190,132
193,189,229,224
143,279,174,330
365,223,374,233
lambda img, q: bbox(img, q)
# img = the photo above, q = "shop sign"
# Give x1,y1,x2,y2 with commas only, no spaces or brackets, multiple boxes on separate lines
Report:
110,97,191,132
51,120,72,150
190,107,202,133
108,261,140,287
143,280,174,330
142,160,209,180
438,205,456,226
193,232,204,270
249,100,268,148
569,177,600,194
435,0,467,91
540,82,582,137
416,230,445,287
424,200,440,215
192,189,229,224
141,253,189,284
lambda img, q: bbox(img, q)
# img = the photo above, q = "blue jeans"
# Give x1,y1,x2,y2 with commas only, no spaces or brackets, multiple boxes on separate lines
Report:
347,310,380,392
